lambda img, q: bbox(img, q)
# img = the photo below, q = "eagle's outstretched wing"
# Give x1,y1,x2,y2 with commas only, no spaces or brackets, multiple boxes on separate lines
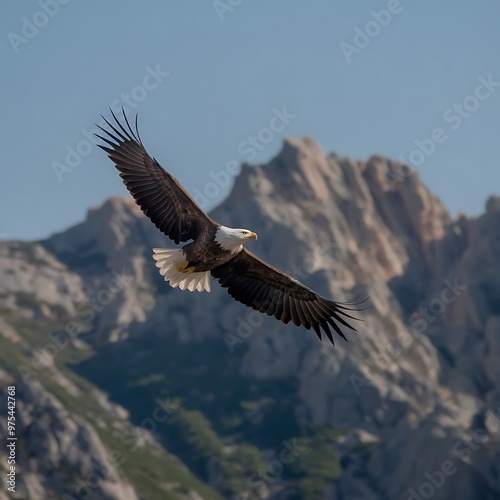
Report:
96,110,215,244
211,248,360,344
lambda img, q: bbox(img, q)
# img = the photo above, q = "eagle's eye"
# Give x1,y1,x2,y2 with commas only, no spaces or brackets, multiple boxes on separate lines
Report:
242,231,248,235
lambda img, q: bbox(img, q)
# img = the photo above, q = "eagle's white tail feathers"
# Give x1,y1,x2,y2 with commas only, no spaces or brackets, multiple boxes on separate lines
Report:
152,248,211,292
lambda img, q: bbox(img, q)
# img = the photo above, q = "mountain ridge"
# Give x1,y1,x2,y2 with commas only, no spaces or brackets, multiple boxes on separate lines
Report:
1,136,499,499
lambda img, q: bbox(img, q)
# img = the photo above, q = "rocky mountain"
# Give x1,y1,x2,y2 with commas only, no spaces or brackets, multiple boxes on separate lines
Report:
0,137,499,499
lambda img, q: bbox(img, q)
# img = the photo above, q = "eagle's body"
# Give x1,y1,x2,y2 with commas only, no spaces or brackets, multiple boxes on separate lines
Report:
182,225,254,272
152,225,257,292
97,110,362,344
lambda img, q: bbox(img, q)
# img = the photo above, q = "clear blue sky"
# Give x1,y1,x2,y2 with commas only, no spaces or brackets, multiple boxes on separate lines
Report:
1,1,499,240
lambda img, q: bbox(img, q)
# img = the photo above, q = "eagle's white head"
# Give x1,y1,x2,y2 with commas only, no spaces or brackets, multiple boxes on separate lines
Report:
215,226,258,253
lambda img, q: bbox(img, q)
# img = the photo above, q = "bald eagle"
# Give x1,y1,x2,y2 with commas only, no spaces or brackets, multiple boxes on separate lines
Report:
96,111,361,344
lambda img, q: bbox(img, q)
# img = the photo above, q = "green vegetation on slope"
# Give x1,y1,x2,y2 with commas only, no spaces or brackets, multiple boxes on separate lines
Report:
74,330,349,498
0,300,221,500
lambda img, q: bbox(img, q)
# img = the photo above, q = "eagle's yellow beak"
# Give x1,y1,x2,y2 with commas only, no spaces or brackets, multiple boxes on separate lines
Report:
248,232,258,240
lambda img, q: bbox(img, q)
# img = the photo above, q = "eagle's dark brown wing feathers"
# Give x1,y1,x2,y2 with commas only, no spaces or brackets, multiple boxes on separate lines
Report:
211,248,359,344
98,110,362,343
96,110,214,244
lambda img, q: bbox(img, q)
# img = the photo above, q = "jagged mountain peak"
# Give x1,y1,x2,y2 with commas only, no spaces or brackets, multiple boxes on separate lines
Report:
3,136,499,499
486,195,500,214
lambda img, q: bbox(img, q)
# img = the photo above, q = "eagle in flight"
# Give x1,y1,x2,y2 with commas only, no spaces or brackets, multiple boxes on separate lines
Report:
97,111,361,345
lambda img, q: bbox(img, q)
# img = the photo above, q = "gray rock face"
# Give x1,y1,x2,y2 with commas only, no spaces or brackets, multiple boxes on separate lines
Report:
0,380,138,500
0,242,86,316
1,136,499,499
